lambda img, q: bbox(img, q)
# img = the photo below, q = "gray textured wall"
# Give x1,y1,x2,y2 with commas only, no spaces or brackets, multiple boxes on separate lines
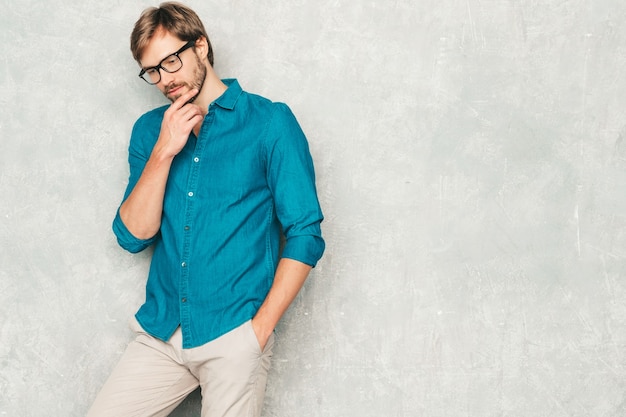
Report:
1,0,626,416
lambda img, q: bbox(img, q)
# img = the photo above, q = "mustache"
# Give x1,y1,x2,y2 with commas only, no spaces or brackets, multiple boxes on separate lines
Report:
165,83,185,95
164,83,199,104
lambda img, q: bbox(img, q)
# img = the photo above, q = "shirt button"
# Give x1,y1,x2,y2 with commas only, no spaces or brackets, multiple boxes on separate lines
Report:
181,262,187,268
188,192,194,197
181,298,187,303
184,226,190,231
194,157,200,163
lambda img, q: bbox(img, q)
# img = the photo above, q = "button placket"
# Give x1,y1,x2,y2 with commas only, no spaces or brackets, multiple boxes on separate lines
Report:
179,108,214,347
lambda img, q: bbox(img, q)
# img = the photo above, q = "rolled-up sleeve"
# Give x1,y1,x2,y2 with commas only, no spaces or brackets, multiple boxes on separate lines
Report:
112,208,157,253
265,103,325,267
111,113,160,254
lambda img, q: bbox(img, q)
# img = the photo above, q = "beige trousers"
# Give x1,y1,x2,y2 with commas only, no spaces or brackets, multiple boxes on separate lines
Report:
87,318,275,417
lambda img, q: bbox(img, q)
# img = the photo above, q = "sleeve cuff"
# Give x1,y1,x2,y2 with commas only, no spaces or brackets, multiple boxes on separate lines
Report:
112,209,156,253
281,234,325,267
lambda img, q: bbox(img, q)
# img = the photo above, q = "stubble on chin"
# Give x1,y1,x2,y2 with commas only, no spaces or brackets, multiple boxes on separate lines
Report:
163,56,207,104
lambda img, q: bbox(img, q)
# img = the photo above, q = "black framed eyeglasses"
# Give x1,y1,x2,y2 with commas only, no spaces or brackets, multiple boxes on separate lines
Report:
138,40,196,85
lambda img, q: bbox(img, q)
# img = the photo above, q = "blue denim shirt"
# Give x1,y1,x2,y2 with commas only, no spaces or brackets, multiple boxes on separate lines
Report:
112,79,325,348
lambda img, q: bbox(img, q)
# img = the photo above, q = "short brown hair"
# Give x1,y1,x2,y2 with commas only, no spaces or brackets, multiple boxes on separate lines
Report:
130,2,214,66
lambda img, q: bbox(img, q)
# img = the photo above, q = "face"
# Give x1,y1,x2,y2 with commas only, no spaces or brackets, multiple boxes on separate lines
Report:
139,29,208,102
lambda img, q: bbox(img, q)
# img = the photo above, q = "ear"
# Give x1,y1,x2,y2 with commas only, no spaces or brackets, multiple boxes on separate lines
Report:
194,36,210,65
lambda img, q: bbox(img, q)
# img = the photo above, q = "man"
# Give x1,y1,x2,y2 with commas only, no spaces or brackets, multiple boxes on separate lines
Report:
88,3,325,416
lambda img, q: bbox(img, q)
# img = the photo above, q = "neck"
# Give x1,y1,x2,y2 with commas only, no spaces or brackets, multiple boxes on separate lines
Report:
194,67,227,111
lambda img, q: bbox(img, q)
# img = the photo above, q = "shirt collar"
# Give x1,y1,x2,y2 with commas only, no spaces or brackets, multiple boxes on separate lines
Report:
213,78,242,110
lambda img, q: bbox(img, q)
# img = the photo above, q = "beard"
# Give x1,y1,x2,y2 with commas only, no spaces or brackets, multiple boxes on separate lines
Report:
164,54,207,103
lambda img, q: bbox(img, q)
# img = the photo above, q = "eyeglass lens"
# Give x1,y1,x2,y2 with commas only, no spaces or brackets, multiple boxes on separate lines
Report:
141,55,183,84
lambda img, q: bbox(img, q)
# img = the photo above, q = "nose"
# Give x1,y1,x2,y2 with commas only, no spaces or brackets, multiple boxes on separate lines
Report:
159,69,176,86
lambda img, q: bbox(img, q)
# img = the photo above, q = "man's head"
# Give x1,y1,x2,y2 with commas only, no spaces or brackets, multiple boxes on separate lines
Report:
131,2,214,102
131,2,213,66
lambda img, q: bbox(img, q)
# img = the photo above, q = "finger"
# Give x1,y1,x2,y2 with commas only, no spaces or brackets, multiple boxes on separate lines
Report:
178,102,203,121
176,106,203,128
185,113,204,130
171,88,199,109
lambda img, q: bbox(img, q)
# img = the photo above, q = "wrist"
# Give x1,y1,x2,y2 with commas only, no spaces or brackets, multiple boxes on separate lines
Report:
150,140,177,164
251,316,274,343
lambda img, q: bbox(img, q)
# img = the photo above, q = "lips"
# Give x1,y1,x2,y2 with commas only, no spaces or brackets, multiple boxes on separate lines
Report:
166,85,184,96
